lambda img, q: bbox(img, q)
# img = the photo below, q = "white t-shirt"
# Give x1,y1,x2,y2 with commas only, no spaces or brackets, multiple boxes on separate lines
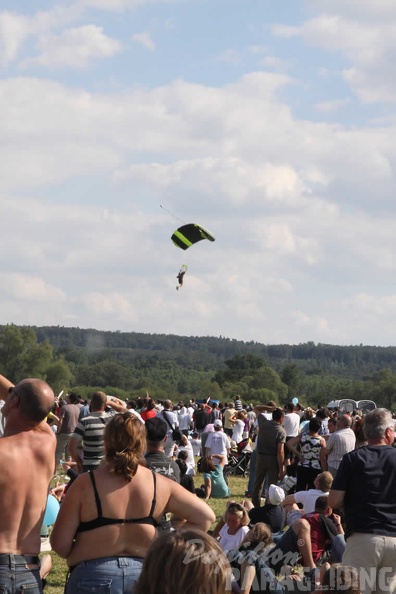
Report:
293,489,329,514
176,442,195,467
189,437,202,457
157,410,179,434
205,430,230,464
219,524,249,553
283,412,300,437
178,409,192,431
231,419,244,444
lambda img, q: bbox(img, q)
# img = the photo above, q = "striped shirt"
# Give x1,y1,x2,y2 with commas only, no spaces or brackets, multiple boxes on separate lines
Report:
72,412,110,470
326,428,356,470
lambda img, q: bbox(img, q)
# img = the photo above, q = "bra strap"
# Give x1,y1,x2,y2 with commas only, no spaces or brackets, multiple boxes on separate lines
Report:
88,470,103,517
148,470,157,517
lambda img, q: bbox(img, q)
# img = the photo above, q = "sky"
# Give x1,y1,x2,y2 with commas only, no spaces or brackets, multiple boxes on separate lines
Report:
1,0,396,347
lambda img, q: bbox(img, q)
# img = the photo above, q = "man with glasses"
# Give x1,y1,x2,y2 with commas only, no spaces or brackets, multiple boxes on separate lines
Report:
0,373,55,593
329,408,396,594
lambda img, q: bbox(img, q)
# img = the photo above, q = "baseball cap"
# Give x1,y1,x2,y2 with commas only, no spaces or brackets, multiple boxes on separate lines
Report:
213,419,223,427
268,484,285,506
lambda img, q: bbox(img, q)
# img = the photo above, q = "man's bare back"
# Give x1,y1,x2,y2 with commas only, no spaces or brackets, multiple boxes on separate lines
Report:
0,376,55,555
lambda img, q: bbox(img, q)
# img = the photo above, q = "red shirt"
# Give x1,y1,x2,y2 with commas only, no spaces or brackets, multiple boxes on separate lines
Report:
140,409,157,422
304,512,328,561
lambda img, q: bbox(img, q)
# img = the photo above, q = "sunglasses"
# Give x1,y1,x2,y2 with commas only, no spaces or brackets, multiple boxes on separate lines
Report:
228,503,244,512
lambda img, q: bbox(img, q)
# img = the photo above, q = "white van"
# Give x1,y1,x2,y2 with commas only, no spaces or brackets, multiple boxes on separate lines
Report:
327,399,376,414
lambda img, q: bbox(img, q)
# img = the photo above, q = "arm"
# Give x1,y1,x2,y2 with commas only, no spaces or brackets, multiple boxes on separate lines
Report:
254,404,275,415
331,512,345,536
50,474,84,558
106,396,127,412
277,442,285,479
203,476,212,500
0,374,13,402
322,433,334,458
56,408,64,431
211,454,226,468
68,436,83,472
285,435,302,460
47,411,60,425
282,493,297,508
319,437,327,470
164,477,215,532
240,562,256,594
327,489,345,511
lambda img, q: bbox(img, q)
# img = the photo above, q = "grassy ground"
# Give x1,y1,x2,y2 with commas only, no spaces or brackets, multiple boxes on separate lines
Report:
43,472,249,593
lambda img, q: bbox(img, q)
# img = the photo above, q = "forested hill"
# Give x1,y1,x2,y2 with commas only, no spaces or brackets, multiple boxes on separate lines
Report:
33,325,396,379
1,325,396,408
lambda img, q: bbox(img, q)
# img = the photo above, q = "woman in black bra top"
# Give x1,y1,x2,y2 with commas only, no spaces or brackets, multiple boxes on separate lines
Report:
51,412,215,594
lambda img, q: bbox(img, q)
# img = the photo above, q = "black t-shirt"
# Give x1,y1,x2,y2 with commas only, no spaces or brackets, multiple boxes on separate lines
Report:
332,445,396,538
145,451,180,483
248,504,285,533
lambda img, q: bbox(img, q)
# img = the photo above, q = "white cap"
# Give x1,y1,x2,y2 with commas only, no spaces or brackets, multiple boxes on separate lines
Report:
268,484,285,505
213,419,223,427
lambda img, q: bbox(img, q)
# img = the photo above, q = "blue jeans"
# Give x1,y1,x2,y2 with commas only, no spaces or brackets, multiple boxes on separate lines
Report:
65,557,143,594
0,563,41,594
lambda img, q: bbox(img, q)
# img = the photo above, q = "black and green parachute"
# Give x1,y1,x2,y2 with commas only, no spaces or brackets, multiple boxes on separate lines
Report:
171,224,216,250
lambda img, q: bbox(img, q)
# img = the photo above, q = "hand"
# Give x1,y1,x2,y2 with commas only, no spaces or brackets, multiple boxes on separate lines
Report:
332,513,341,525
278,465,287,480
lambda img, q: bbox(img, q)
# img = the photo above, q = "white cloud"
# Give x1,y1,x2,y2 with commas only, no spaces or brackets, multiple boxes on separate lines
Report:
0,12,29,66
132,31,155,50
314,98,350,113
2,2,396,346
0,274,66,302
22,25,121,69
274,11,396,103
259,55,291,72
216,49,242,65
80,0,184,10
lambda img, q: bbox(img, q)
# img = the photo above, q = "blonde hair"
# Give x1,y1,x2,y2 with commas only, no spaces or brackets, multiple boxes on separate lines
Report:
135,529,230,594
223,502,250,527
239,522,272,551
104,412,146,481
321,564,360,594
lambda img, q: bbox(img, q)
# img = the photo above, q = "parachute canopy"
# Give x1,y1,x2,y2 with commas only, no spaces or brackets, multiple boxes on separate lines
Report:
171,224,215,250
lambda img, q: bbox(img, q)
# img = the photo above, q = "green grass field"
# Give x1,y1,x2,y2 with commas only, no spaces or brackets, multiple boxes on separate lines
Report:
44,472,249,593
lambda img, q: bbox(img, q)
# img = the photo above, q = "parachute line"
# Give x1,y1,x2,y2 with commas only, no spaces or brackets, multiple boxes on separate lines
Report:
160,204,186,224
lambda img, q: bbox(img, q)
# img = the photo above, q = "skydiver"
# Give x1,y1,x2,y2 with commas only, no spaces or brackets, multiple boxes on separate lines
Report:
176,269,186,290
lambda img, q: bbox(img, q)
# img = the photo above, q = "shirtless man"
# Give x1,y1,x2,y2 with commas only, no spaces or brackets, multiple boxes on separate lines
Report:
0,373,55,593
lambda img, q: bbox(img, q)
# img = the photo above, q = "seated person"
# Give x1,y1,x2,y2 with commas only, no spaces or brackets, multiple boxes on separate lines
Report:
228,523,305,594
282,471,333,516
213,501,250,553
267,496,345,576
313,563,360,594
175,453,195,493
200,454,229,499
244,484,285,534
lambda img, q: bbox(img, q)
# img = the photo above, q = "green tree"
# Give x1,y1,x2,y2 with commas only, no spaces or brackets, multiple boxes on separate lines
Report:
281,363,303,399
368,368,396,410
0,325,52,381
45,357,74,394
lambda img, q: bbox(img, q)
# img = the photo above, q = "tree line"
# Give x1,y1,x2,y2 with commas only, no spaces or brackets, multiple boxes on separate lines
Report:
0,324,395,410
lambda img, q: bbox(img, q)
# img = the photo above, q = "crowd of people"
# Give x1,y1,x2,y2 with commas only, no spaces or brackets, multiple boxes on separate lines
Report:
0,375,395,594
